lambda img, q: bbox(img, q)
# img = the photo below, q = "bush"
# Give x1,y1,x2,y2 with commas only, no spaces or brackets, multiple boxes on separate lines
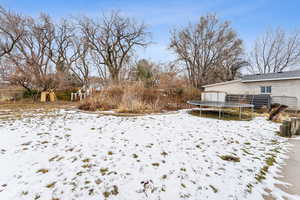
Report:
79,81,200,113
78,99,100,111
117,82,150,113
55,89,78,101
23,90,39,99
79,84,124,111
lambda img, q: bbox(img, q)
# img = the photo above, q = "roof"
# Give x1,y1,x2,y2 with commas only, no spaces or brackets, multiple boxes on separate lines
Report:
241,70,300,82
203,79,241,88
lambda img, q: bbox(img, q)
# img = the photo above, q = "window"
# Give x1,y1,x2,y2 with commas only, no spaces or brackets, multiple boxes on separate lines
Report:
266,86,272,93
260,86,272,94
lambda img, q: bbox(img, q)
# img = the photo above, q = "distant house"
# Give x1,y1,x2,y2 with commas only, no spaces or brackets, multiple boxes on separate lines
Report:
203,70,300,110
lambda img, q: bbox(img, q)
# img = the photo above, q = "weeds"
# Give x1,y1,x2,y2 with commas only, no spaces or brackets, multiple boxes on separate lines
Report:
209,185,218,193
37,169,49,174
132,153,138,158
161,174,167,179
246,183,253,193
219,155,240,162
79,82,199,113
152,163,160,167
103,185,119,198
255,154,277,183
100,168,109,175
46,182,56,188
49,155,59,162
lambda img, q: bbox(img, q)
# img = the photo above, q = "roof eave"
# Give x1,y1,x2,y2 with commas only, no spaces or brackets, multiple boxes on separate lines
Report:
241,76,300,83
203,79,241,88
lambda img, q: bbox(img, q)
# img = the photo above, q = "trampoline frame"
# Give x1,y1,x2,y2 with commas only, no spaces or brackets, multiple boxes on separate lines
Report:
187,100,254,119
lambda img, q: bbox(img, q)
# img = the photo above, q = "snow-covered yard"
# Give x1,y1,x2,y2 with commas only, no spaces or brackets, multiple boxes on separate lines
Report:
0,109,295,200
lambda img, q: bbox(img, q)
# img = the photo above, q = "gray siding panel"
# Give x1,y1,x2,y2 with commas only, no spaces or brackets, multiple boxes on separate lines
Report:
272,96,298,110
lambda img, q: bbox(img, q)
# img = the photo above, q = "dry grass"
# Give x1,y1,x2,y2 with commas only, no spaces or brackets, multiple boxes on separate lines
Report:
0,100,78,122
219,155,240,162
0,99,77,111
78,84,124,111
0,87,24,101
79,81,200,113
117,82,152,113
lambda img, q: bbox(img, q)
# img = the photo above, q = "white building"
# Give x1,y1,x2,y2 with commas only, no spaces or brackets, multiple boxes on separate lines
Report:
203,70,300,110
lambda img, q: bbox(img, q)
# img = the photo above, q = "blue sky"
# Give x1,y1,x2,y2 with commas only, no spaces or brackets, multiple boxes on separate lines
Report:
1,0,300,62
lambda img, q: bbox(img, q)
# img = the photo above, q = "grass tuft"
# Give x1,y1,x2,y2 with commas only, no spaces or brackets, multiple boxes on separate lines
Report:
209,185,218,193
37,169,49,174
219,155,240,162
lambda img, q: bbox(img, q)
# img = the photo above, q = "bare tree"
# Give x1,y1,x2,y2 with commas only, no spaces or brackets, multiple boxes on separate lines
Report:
211,57,248,82
90,50,109,80
48,19,85,89
78,11,150,81
169,14,244,88
0,57,12,81
7,14,57,92
0,7,24,58
50,19,76,73
68,37,91,87
248,28,300,74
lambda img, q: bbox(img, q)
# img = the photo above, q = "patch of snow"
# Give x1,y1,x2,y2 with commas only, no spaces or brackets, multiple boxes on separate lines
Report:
0,109,297,200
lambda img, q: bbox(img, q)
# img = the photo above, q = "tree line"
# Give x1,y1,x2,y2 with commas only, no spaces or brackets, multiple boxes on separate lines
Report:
1,6,300,91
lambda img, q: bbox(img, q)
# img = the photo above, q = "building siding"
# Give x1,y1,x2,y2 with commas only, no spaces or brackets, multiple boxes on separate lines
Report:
204,81,247,94
204,79,300,109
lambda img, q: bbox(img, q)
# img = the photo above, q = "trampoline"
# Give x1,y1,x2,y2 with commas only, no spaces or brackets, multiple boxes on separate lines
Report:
187,100,254,119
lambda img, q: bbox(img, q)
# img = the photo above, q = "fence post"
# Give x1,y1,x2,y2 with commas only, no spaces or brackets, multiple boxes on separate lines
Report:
280,120,292,137
291,118,300,135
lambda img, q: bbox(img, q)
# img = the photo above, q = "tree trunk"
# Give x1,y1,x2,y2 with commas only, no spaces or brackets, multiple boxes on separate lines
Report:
110,69,120,82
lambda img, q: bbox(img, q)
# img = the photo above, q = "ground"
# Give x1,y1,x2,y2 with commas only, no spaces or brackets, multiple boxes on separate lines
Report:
0,108,299,200
267,139,300,199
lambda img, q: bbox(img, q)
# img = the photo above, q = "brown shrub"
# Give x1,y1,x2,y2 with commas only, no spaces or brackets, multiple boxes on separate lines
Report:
157,72,187,89
117,82,148,113
78,98,100,111
104,84,124,101
78,84,124,111
79,81,200,113
118,99,149,113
